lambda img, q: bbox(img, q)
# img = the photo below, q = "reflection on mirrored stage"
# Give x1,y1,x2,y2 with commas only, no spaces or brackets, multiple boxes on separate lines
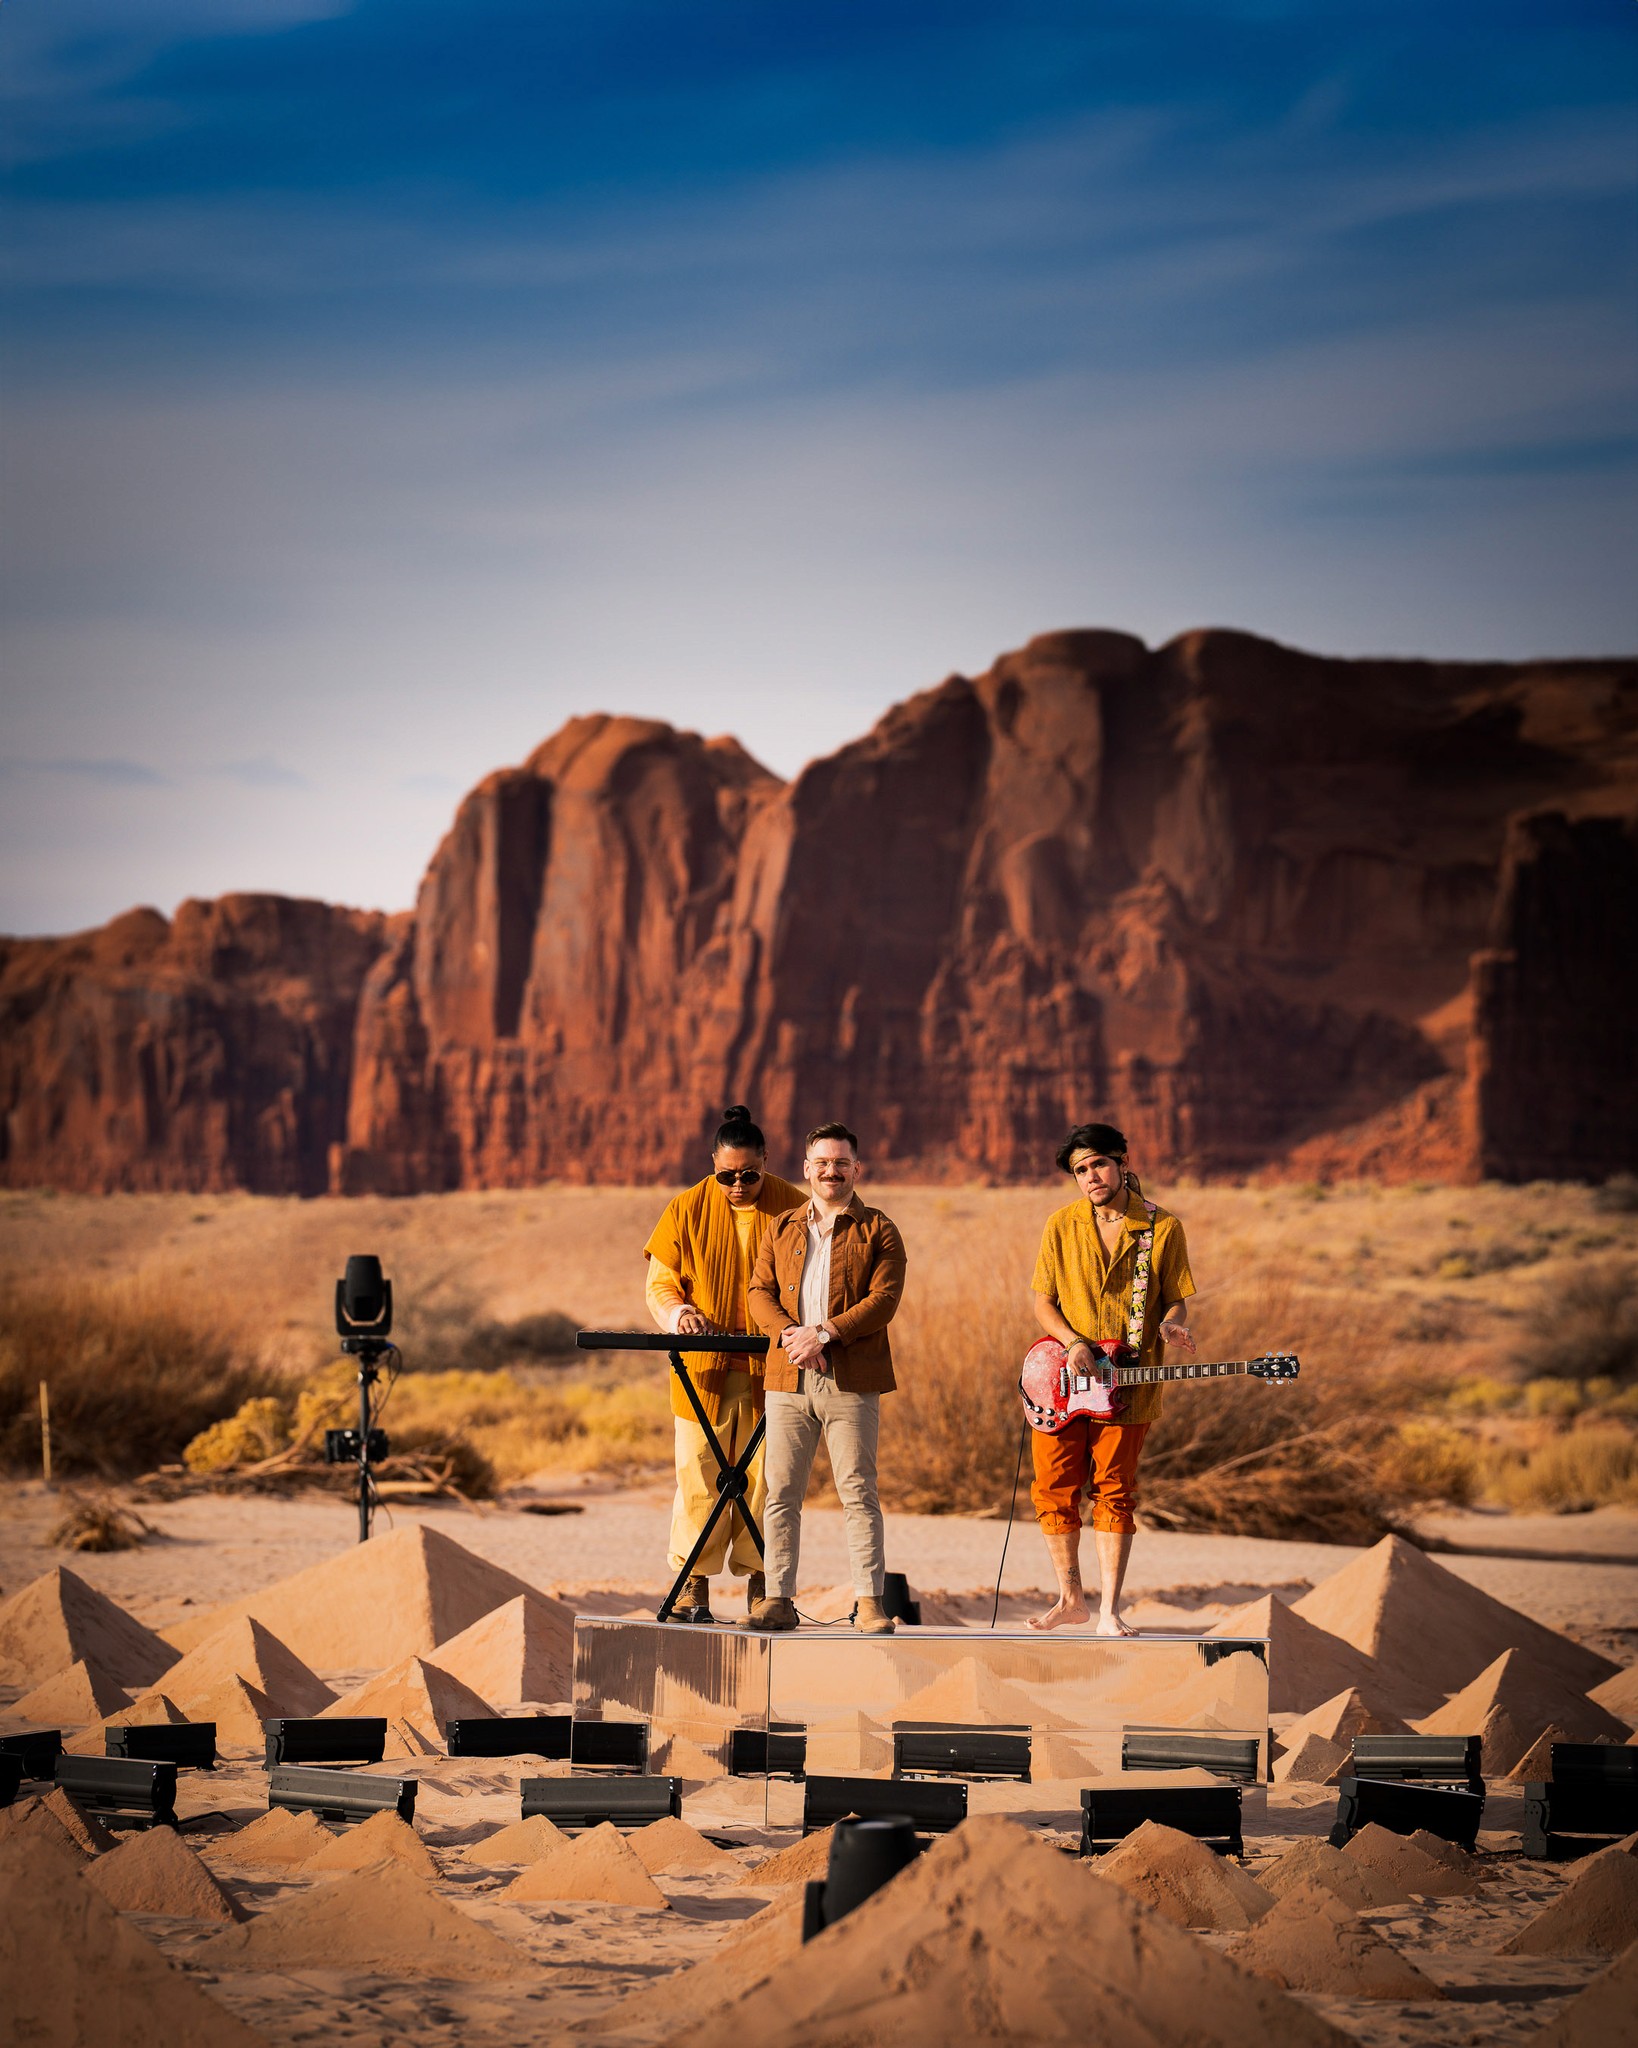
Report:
572,1619,1270,1825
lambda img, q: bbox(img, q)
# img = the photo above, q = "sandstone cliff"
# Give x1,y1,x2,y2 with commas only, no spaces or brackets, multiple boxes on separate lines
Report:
4,628,1634,1191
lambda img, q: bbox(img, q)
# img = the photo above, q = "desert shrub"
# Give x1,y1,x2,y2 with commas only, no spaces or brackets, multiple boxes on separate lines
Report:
1444,1376,1521,1416
0,1271,276,1477
49,1497,155,1552
380,1364,671,1480
1433,1240,1544,1280
1478,1423,1638,1512
184,1395,292,1472
1592,1173,1638,1214
1512,1258,1638,1383
389,1301,584,1374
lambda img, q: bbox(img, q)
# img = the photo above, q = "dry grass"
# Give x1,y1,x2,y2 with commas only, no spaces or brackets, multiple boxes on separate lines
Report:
0,1269,275,1478
4,1179,1637,1529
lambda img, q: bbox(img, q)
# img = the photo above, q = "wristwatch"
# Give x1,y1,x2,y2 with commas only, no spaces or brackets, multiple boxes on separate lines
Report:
815,1326,830,1346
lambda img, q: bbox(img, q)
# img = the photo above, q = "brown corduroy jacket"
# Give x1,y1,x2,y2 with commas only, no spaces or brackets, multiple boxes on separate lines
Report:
748,1195,906,1394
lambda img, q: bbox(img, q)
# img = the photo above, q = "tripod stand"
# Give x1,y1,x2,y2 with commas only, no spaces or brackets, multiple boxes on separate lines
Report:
577,1330,770,1620
340,1336,392,1542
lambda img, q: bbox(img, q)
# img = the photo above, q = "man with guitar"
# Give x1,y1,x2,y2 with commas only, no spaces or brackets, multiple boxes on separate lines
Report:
1027,1122,1197,1636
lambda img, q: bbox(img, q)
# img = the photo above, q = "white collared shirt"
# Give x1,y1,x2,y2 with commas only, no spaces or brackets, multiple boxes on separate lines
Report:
797,1202,837,1330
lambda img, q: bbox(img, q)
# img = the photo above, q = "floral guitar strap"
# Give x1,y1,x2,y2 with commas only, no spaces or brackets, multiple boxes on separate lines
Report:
1125,1200,1160,1353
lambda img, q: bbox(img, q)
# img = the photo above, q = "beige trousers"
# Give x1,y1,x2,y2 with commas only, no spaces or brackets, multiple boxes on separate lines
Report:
667,1389,766,1577
764,1372,884,1600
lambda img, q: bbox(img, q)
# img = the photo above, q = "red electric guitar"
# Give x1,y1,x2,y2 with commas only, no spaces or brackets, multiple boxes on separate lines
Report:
1019,1337,1300,1431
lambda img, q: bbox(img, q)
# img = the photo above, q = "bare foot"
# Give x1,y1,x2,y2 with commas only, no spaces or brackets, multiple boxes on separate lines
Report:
1095,1608,1139,1638
1029,1593,1091,1631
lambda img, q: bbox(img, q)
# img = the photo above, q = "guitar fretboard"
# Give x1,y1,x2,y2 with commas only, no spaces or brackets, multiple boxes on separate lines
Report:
1105,1359,1261,1385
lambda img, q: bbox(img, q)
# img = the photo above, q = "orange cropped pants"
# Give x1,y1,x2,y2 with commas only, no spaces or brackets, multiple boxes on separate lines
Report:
1030,1420,1149,1536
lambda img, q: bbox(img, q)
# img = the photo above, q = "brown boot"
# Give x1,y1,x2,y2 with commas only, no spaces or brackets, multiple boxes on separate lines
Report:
672,1575,713,1624
746,1572,766,1618
854,1595,895,1636
748,1595,798,1632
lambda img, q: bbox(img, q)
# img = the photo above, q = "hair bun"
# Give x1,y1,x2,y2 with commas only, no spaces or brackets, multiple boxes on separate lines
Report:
722,1104,753,1123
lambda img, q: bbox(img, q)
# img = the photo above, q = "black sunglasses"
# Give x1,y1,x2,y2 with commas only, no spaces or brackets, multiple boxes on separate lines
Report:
714,1167,763,1186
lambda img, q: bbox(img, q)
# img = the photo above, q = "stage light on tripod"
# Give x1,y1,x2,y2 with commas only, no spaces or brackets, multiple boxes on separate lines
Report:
336,1254,392,1340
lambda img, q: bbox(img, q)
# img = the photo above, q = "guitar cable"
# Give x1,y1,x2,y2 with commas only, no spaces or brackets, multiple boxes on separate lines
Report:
989,1419,1028,1629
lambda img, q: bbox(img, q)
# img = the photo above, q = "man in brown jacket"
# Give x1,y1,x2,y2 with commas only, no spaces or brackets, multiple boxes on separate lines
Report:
746,1122,906,1635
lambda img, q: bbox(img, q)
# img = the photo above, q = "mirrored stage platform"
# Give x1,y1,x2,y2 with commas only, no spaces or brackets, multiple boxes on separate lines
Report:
572,1619,1270,1824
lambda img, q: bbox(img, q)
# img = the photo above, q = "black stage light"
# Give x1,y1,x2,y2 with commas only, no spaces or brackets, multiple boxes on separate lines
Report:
54,1755,178,1826
892,1726,1031,1782
1328,1776,1482,1852
0,1754,22,1807
730,1726,808,1779
569,1721,649,1773
802,1774,966,1837
802,1815,922,1941
106,1723,217,1770
267,1764,415,1824
264,1717,387,1768
1120,1728,1262,1784
1080,1785,1244,1857
446,1715,572,1760
520,1776,681,1830
881,1573,921,1625
0,1728,61,1782
1348,1733,1484,1797
334,1253,396,1543
1523,1744,1638,1860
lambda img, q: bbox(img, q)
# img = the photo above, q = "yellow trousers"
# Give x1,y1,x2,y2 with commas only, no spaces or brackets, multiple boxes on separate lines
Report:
668,1390,765,1577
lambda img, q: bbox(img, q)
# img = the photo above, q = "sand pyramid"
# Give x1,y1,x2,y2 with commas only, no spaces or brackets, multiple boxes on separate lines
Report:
306,1807,439,1877
1416,1649,1630,1761
1277,1685,1406,1756
211,1855,529,1976
1343,1823,1477,1897
1501,1843,1638,1956
1586,1662,1638,1731
0,1833,262,2047
462,1813,566,1866
1507,1725,1571,1782
0,1566,178,1691
420,1591,575,1706
165,1525,541,1669
0,1786,115,1858
8,1657,129,1725
84,1824,248,1921
1093,1819,1274,1931
890,1655,1051,1730
149,1615,335,1719
503,1820,670,1907
672,1815,1351,2048
739,1826,835,1888
1207,1594,1378,1714
1292,1536,1617,1717
1259,1837,1412,1909
65,1691,191,1756
322,1655,497,1750
1529,1940,1638,2048
208,1806,330,1868
628,1814,741,1876
169,1673,278,1751
1227,1881,1444,1999
1273,1733,1350,1785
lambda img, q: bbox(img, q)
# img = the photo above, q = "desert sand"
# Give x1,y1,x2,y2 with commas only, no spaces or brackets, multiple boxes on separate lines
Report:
2,1473,1635,2047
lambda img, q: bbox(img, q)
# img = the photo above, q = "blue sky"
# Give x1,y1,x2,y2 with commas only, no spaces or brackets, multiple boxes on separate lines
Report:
2,1,1635,935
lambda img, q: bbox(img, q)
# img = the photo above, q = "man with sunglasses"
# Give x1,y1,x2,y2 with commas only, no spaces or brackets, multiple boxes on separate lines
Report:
644,1106,806,1623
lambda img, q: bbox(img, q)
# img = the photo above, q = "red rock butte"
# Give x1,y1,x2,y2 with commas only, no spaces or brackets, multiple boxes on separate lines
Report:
3,627,1634,1190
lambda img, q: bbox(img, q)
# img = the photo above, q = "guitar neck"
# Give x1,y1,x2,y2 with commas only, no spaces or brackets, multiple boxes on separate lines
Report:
1111,1360,1258,1385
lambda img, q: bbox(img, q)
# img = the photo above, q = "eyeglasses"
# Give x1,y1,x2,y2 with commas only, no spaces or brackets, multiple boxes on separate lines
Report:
714,1168,764,1187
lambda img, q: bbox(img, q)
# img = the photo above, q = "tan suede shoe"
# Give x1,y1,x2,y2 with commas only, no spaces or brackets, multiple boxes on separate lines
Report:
853,1596,896,1635
748,1595,799,1632
746,1572,766,1617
